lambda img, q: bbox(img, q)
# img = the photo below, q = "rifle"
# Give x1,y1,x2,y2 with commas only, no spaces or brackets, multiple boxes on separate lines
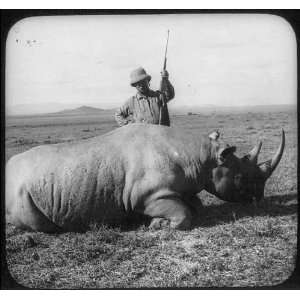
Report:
159,30,170,125
163,30,169,72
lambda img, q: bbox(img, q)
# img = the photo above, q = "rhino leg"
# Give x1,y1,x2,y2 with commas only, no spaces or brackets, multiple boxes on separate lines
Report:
144,198,192,230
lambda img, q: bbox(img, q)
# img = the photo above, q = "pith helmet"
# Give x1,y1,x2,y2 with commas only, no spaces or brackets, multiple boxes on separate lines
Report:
130,67,151,86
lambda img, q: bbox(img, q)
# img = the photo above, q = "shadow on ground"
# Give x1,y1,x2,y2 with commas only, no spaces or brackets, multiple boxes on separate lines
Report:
194,192,298,228
101,192,298,231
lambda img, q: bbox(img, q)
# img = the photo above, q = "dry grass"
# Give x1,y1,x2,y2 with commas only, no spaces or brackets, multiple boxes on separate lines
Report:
5,110,298,288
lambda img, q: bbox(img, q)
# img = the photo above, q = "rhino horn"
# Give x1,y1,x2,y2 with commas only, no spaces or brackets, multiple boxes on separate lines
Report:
259,129,285,180
246,141,262,164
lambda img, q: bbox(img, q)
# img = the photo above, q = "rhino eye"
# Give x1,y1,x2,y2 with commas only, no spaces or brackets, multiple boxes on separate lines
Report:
242,155,250,162
234,174,243,187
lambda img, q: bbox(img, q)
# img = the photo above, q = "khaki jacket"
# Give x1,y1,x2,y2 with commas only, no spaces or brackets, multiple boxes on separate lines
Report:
115,79,175,127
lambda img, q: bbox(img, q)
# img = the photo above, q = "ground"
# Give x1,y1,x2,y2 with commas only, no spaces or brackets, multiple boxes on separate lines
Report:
4,109,298,288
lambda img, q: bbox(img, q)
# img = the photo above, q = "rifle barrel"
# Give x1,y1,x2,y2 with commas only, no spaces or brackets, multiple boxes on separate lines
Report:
164,30,169,58
163,30,169,70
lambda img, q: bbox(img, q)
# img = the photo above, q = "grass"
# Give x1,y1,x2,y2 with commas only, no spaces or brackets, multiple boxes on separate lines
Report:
5,110,298,288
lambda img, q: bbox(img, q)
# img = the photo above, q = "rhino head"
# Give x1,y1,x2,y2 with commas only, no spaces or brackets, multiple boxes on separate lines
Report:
205,129,285,204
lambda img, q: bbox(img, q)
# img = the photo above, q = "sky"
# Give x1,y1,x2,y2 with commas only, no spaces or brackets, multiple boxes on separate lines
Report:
6,14,297,115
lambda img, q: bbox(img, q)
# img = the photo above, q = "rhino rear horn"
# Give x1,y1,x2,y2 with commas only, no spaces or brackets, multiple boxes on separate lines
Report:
259,129,285,180
246,141,262,164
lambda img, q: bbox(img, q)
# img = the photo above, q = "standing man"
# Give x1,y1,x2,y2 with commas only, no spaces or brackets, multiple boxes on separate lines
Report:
115,67,175,127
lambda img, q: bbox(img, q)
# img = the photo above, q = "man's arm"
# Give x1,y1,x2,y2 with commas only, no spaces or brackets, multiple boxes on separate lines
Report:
160,70,175,103
114,99,133,126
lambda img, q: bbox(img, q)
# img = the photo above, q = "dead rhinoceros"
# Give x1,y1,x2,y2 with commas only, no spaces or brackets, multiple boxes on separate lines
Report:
5,124,284,232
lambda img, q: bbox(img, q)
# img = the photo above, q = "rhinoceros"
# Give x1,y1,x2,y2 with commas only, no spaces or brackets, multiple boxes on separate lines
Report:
5,124,285,232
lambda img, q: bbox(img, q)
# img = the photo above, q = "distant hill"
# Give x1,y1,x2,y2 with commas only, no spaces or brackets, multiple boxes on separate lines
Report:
7,103,295,117
169,104,296,115
50,105,105,115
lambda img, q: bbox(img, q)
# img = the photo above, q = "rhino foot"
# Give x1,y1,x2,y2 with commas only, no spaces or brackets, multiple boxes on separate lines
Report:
149,217,170,230
149,216,191,230
144,198,192,230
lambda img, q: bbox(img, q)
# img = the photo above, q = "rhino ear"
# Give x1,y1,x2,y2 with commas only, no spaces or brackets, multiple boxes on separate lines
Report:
209,130,220,141
218,145,236,162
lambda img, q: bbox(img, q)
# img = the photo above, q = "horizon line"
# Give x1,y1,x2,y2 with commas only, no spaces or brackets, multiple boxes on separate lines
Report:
6,103,296,117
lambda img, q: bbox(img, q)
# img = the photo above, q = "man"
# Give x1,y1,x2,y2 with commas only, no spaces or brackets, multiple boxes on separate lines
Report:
115,67,175,127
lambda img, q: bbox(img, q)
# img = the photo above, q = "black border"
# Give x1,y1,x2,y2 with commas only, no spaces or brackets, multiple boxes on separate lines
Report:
1,9,300,290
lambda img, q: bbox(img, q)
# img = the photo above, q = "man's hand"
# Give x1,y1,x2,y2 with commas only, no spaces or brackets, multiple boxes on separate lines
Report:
124,117,134,125
161,70,169,78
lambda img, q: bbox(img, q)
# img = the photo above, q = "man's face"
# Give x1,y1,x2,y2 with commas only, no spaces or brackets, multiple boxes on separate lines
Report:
134,79,150,94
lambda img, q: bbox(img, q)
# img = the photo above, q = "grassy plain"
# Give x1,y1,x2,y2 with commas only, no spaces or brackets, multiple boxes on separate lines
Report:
5,109,298,288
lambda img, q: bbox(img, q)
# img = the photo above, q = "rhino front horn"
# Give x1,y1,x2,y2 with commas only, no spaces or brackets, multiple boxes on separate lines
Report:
259,129,285,180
